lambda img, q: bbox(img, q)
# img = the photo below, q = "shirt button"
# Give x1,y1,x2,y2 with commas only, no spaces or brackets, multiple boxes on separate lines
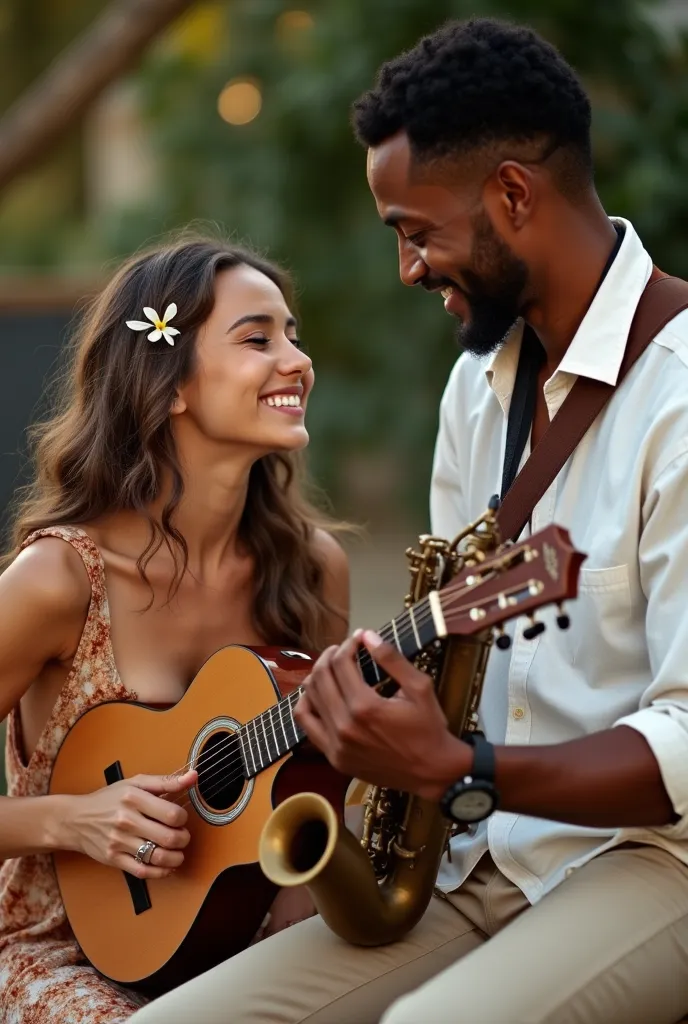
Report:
565,867,574,878
512,707,525,720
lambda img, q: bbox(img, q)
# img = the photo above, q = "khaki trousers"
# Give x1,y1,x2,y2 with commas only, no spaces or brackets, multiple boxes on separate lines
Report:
130,843,688,1024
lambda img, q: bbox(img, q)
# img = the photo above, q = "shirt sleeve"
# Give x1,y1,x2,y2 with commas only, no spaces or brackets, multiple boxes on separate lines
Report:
614,444,688,834
430,359,467,537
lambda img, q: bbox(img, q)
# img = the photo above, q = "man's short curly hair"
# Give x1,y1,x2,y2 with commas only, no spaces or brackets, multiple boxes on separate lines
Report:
352,18,593,190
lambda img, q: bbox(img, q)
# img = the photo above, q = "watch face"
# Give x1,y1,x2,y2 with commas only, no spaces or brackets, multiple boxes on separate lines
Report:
450,788,494,823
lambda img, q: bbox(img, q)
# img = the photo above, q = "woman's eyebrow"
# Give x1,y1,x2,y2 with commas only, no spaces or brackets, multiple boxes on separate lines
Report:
227,313,297,333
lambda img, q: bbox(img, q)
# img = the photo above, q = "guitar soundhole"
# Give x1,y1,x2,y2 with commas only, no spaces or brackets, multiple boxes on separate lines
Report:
196,730,245,812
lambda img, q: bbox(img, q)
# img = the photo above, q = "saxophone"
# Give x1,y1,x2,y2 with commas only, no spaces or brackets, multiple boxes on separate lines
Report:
258,503,502,946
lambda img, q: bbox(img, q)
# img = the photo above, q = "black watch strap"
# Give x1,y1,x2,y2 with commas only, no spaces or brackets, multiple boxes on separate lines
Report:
462,731,495,783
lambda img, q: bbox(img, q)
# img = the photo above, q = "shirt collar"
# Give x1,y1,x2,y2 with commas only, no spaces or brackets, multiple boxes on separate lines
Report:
484,217,653,408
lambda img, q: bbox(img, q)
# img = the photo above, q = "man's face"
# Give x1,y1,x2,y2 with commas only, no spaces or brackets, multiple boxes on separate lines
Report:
367,132,528,357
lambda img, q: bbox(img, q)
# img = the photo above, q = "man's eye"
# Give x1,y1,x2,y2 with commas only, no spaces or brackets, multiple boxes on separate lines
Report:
408,232,427,248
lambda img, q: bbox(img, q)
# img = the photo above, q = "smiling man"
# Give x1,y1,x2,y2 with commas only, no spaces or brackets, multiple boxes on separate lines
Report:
128,18,688,1024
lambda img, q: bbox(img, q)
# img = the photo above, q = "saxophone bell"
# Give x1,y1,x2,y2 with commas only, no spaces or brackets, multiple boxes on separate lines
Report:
260,791,420,946
257,504,574,948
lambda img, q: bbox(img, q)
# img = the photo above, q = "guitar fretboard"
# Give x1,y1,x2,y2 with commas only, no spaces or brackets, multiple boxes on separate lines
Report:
240,595,438,779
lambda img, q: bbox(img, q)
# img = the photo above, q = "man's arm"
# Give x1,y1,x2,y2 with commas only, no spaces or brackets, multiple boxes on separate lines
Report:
295,448,688,833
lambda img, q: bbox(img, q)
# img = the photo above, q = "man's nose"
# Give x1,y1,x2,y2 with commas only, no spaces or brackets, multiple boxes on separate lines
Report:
398,238,428,288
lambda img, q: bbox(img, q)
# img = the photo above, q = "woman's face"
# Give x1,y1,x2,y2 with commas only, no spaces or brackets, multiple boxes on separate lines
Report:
174,264,314,456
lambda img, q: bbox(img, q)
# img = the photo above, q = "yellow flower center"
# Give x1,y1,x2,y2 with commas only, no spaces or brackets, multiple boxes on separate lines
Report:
155,320,166,331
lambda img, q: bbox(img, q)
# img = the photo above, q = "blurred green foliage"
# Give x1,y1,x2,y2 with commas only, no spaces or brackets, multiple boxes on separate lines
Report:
0,0,688,793
2,0,688,517
103,0,688,513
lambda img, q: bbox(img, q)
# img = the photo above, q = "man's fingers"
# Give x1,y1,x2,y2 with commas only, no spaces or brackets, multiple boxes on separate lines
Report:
294,698,330,754
360,630,434,698
301,644,352,729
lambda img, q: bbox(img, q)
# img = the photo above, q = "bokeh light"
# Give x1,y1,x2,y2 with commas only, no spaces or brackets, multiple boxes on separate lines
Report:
217,79,262,125
275,10,315,40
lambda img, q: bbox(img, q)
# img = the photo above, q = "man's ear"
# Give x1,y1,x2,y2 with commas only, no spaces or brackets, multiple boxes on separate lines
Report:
483,160,535,233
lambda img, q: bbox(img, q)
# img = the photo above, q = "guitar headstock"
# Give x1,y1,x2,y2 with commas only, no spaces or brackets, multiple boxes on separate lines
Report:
439,524,585,644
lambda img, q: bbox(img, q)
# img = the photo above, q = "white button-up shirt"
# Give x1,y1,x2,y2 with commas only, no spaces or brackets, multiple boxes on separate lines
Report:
431,217,688,902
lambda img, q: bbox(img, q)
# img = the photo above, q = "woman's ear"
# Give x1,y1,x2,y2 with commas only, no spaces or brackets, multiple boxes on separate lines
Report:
170,392,187,416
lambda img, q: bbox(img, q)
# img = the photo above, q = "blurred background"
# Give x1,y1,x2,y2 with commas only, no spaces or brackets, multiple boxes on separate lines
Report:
1,0,688,792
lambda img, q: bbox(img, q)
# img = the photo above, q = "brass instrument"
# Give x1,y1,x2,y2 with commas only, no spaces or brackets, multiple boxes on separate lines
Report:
258,503,503,946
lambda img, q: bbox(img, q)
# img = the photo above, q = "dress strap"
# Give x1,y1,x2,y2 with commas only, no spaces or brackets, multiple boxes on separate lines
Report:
20,526,109,614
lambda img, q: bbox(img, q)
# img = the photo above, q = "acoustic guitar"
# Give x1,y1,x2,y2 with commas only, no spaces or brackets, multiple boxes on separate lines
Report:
49,523,583,996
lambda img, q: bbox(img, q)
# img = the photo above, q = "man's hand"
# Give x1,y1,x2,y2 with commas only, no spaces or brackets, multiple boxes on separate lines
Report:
294,629,469,800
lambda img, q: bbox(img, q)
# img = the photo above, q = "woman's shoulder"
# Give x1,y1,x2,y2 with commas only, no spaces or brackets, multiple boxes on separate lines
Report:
4,534,93,618
312,528,349,577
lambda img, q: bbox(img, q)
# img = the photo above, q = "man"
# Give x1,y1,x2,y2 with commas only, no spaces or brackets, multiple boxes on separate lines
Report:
131,17,688,1023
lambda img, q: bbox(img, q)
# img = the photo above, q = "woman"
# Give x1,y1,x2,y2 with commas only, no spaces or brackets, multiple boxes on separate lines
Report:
0,235,350,1023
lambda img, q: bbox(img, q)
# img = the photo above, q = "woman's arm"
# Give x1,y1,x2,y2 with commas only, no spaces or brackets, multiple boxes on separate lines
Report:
0,538,92,859
0,539,194,872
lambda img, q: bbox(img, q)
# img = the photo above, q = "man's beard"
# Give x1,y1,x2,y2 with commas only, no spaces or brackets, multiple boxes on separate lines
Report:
454,211,528,357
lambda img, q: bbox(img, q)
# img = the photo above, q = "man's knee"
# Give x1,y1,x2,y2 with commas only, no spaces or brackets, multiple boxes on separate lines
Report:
380,968,550,1024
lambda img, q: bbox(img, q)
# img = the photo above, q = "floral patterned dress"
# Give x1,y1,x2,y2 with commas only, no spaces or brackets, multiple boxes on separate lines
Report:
0,527,149,1023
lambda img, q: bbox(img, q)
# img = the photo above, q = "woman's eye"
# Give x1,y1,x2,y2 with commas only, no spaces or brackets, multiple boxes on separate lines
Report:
290,337,304,351
245,335,271,346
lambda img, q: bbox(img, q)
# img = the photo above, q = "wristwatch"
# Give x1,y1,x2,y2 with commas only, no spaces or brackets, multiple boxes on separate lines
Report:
440,732,499,824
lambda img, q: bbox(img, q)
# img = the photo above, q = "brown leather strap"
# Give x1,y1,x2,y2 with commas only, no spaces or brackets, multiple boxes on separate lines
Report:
496,268,688,543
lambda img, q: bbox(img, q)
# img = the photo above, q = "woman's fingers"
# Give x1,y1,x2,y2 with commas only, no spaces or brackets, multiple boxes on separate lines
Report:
126,834,185,870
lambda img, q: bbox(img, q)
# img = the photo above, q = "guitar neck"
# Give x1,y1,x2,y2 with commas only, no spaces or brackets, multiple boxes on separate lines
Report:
240,595,441,779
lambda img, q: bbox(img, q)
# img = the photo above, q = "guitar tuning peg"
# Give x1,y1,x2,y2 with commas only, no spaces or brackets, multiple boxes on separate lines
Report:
495,627,511,650
523,616,546,641
556,604,570,630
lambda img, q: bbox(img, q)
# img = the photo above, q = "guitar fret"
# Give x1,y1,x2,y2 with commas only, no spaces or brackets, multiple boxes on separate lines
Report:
391,616,401,652
416,597,436,648
267,705,279,759
277,699,289,751
408,605,421,650
252,718,264,770
290,691,301,744
238,726,251,777
260,713,273,762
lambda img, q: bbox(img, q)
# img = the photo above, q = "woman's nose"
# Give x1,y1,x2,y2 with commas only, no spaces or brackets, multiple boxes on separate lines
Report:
280,339,312,376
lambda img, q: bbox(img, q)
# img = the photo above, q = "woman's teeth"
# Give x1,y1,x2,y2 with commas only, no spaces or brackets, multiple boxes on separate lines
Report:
262,394,302,407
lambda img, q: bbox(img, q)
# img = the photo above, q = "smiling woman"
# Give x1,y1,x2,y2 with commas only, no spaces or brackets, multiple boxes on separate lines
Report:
0,232,350,1022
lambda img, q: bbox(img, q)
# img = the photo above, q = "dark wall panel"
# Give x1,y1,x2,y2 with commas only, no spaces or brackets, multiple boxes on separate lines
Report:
0,311,71,540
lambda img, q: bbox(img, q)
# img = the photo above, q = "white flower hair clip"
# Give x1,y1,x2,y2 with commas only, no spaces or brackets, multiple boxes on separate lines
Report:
126,303,180,346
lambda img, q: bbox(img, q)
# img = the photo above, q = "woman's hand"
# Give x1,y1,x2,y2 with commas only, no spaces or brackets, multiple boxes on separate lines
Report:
58,770,197,879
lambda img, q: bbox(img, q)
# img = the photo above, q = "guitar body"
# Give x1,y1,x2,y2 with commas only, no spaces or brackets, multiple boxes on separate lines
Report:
49,645,350,997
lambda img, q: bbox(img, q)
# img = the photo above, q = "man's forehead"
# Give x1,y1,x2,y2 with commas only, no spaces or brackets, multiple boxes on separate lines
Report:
366,132,413,187
367,135,465,222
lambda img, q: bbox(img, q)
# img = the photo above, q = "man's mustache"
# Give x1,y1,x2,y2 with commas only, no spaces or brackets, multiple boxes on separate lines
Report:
419,273,467,296
419,273,457,292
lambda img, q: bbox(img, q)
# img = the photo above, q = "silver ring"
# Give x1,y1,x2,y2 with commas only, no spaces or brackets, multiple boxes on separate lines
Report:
134,840,156,865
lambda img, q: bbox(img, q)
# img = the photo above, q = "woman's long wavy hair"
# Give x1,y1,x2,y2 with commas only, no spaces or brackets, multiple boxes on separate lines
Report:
7,234,347,650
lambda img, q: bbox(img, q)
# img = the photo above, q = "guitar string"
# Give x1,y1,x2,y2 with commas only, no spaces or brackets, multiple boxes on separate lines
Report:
165,602,442,813
167,574,545,815
156,557,518,788
160,598,438,790
166,575,539,815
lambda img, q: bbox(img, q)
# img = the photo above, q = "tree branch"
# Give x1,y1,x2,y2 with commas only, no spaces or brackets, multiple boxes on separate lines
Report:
0,0,198,193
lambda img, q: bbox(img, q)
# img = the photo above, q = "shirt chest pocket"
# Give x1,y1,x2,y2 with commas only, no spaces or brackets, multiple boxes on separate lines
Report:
564,564,633,673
